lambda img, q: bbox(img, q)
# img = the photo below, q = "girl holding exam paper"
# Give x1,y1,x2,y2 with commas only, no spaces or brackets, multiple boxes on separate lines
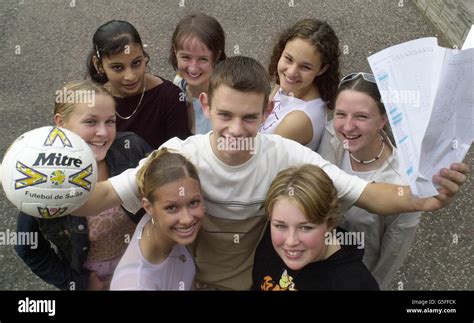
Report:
318,73,421,289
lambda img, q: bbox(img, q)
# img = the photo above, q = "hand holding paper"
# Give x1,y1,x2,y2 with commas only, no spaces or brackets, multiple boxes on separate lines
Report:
411,162,469,212
368,37,473,198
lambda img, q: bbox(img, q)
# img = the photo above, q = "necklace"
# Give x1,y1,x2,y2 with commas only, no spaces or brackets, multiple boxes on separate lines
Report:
349,135,385,164
115,78,147,120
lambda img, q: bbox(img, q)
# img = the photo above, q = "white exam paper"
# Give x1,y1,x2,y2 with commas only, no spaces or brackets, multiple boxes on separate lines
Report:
368,38,473,197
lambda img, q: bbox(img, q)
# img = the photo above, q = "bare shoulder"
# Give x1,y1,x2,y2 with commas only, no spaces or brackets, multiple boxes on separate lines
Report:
275,110,313,145
279,110,312,128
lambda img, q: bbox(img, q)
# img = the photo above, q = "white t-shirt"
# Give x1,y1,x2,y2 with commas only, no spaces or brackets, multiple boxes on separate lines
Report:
110,214,195,290
259,89,327,150
110,133,367,217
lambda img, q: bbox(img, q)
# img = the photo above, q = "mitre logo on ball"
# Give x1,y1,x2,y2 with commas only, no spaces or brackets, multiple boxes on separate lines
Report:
1,126,98,218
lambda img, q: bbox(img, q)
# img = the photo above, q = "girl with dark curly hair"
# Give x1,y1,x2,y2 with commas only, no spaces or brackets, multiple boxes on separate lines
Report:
260,19,340,151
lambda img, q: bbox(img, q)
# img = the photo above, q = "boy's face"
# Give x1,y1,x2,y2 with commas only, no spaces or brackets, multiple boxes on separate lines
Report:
200,85,265,166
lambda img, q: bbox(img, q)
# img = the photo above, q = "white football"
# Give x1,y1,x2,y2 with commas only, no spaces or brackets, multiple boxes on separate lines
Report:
1,126,98,218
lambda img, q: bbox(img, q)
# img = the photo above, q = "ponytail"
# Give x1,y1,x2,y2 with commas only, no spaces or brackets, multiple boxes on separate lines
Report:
136,148,201,202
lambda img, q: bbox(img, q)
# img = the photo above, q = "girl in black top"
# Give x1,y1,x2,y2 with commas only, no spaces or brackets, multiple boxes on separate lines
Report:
252,164,378,291
86,20,191,148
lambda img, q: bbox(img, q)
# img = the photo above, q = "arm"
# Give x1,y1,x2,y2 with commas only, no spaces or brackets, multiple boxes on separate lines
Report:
356,163,469,215
73,180,122,217
74,133,151,217
274,111,313,146
14,213,90,290
77,135,178,218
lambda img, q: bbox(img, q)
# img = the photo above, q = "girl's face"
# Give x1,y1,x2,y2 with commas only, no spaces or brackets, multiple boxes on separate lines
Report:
277,37,326,98
175,37,214,91
270,198,331,271
143,177,204,246
99,42,148,98
56,94,116,162
333,89,387,154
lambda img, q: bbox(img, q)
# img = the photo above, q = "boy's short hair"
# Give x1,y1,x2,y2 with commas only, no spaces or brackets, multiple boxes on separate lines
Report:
208,56,271,112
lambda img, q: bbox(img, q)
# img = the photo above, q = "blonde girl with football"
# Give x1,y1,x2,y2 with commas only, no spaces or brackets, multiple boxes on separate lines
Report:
15,80,152,290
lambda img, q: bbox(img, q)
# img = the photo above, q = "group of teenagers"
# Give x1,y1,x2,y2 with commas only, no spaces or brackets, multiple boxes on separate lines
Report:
14,14,469,291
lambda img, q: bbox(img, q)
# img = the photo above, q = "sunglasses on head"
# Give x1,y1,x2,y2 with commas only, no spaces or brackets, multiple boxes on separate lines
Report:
339,72,376,88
